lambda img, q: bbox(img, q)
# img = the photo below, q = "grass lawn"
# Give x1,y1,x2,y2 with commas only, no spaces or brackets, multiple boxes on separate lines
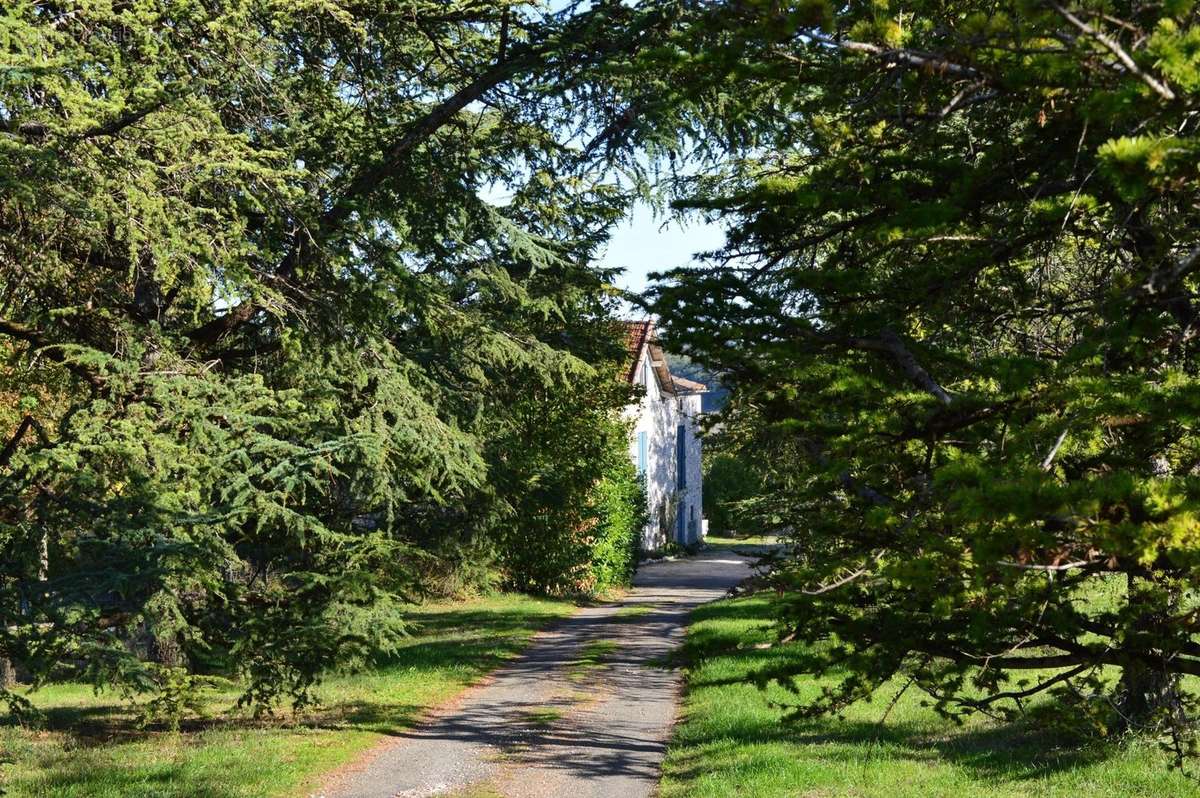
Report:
702,534,782,558
0,593,574,798
703,534,778,547
661,594,1200,798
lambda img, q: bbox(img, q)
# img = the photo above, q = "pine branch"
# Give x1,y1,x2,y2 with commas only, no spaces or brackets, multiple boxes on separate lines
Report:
867,330,954,407
0,415,48,468
798,436,895,507
0,317,42,345
802,552,885,594
0,318,104,388
1047,1,1176,101
185,45,556,348
808,34,989,82
960,664,1091,708
919,641,1200,677
77,96,169,140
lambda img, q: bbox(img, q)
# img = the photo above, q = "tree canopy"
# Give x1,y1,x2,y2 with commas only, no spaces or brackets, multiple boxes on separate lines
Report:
646,0,1200,760
10,0,1200,764
0,0,677,715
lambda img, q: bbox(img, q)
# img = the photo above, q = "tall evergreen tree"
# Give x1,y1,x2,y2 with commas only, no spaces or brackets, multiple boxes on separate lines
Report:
0,0,671,714
646,0,1200,757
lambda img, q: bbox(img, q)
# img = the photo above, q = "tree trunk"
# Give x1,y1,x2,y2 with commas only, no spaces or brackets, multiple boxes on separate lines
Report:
149,633,182,668
1115,660,1181,730
0,657,16,688
1115,576,1184,729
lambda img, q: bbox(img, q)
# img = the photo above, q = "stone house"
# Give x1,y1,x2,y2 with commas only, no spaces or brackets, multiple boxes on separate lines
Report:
623,320,706,550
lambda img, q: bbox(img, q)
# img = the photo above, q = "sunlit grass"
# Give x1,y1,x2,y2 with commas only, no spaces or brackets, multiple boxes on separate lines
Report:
701,534,782,559
703,533,778,547
661,595,1200,798
0,594,574,798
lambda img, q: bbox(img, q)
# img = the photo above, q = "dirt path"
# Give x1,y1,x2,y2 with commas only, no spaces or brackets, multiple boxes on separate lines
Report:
318,550,752,798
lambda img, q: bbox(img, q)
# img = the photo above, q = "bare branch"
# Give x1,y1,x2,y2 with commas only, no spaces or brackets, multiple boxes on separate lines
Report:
947,650,1087,669
1041,427,1069,470
1048,1,1176,101
0,318,104,388
802,553,884,595
0,318,43,344
1140,243,1200,297
818,36,989,82
184,296,267,347
799,436,895,506
77,97,168,140
998,559,1094,572
584,102,641,157
938,89,999,119
849,330,954,406
964,664,1091,707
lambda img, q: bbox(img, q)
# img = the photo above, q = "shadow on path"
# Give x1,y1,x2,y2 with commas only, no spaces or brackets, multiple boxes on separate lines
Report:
322,551,753,798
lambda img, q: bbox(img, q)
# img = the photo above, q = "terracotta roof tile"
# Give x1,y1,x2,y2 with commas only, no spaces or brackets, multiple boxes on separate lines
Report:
623,320,652,383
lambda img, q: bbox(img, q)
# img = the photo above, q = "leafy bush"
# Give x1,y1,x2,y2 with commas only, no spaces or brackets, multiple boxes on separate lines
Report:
584,459,647,593
496,412,646,597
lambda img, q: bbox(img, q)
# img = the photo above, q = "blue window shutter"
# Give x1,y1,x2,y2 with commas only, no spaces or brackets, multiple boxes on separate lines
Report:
637,432,648,475
676,424,686,489
677,501,685,541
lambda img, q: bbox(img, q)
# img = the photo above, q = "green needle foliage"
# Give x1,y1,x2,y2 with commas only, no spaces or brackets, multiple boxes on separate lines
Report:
0,0,664,717
644,0,1200,764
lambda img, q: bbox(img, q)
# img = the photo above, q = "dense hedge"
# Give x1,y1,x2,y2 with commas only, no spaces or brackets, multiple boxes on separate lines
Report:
582,458,646,593
496,417,646,597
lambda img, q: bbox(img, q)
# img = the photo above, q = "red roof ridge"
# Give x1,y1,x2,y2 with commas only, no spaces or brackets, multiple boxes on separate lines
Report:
623,319,653,383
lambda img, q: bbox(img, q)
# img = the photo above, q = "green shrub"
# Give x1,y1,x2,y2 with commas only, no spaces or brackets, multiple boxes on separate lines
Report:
585,459,647,593
497,416,646,597
702,450,762,537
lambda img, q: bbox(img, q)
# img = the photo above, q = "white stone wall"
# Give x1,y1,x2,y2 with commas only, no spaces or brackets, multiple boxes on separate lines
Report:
624,349,705,550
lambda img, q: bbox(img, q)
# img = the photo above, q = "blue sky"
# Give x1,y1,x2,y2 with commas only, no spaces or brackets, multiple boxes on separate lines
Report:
597,202,725,296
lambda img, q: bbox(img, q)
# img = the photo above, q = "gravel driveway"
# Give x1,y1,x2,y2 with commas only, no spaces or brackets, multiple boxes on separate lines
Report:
319,550,752,798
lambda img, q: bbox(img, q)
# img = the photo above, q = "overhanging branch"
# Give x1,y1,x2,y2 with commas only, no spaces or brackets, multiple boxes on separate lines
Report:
843,330,954,406
808,34,989,82
186,35,574,348
0,415,49,468
1048,1,1176,101
0,318,104,388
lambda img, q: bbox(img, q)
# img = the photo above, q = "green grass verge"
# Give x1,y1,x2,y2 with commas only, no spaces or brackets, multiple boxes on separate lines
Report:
0,593,574,798
701,534,782,558
702,534,778,547
660,595,1200,798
